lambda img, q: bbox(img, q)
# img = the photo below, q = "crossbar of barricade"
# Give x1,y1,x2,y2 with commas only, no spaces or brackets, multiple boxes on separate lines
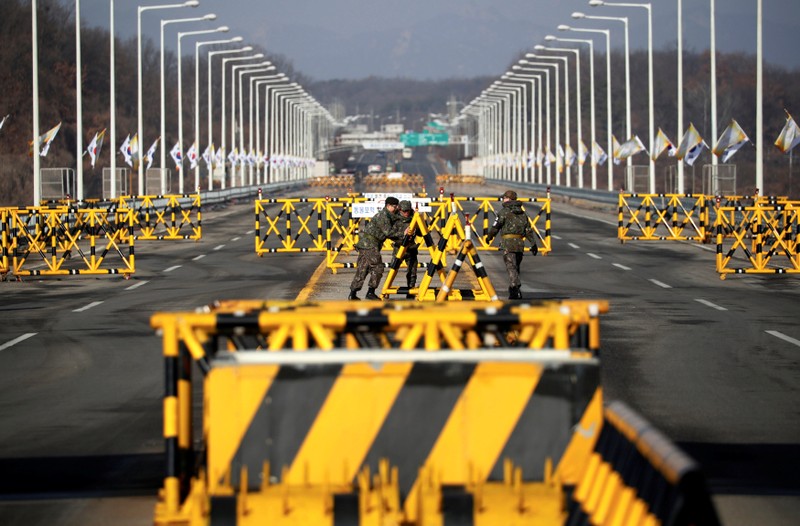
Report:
117,194,202,241
255,195,335,254
618,192,710,242
3,205,135,278
714,200,800,278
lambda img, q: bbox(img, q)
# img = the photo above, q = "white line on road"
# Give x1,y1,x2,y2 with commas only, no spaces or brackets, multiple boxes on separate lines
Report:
766,330,800,347
587,253,602,260
213,245,225,251
568,242,580,249
246,230,254,235
73,301,104,313
551,234,562,240
613,263,632,271
164,265,182,273
125,280,149,291
231,236,241,241
0,333,37,352
695,298,727,311
192,254,206,261
649,279,672,289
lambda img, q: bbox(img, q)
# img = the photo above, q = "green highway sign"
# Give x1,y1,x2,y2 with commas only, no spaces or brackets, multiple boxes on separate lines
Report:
400,132,450,147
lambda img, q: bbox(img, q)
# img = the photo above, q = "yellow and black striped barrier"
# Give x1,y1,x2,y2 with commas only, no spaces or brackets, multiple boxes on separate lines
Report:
436,174,486,185
618,193,710,242
1,205,135,279
118,194,202,241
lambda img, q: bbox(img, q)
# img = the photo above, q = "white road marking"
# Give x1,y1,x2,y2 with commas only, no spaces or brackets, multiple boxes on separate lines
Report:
766,330,800,348
231,236,241,241
73,301,104,313
0,333,37,352
164,265,182,273
649,279,672,289
551,234,562,240
587,253,602,260
695,298,727,311
192,254,206,261
213,245,225,251
125,280,149,291
568,242,580,249
246,230,254,235
613,263,632,271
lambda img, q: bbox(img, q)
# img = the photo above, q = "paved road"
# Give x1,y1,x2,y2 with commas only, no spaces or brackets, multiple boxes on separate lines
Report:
0,182,798,525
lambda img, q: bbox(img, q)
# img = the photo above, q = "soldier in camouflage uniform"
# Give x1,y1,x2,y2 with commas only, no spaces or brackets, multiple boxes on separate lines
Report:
349,196,405,300
391,200,419,289
486,190,538,299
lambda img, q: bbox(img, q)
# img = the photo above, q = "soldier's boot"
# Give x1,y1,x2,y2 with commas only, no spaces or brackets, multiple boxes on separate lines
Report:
348,289,360,301
512,286,522,299
365,288,380,300
407,276,416,289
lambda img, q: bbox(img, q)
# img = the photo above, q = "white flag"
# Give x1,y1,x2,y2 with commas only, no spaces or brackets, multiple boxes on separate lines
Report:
86,128,106,168
120,134,133,167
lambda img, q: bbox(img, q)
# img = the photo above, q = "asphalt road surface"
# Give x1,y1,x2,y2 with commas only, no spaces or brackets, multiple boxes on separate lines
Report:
0,182,798,525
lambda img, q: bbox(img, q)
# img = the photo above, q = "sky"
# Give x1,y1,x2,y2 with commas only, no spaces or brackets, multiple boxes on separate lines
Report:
77,0,800,81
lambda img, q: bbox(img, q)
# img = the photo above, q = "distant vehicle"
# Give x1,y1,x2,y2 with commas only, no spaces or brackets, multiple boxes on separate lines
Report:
347,156,356,162
402,147,413,159
367,164,382,174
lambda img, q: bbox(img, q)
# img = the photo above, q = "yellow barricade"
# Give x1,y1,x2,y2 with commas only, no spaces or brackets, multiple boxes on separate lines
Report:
618,193,710,242
436,174,486,185
308,175,354,188
0,208,10,277
118,194,202,241
255,197,335,254
4,206,135,278
715,201,800,278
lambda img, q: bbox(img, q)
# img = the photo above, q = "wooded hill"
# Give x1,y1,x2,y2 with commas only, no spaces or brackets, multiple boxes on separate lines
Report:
0,0,798,205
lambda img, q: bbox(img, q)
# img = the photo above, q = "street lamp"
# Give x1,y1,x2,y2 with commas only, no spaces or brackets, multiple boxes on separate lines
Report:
176,25,229,193
551,31,597,190
231,61,271,186
194,37,243,191
544,39,583,188
238,65,275,185
518,62,556,184
528,52,569,186
508,69,547,184
569,17,616,190
490,82,526,182
137,1,198,195
76,0,84,200
590,0,655,191
221,53,263,188
160,13,216,194
252,75,287,184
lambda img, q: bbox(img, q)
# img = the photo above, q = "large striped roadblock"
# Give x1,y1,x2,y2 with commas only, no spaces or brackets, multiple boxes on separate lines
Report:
254,192,551,273
117,194,202,241
0,205,135,279
617,193,711,242
715,199,800,278
150,299,719,526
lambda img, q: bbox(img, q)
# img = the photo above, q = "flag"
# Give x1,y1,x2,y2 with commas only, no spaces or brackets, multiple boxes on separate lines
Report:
615,135,648,161
578,141,589,166
120,134,133,166
187,142,198,169
536,147,544,167
86,128,106,168
592,141,608,167
202,143,215,169
144,137,160,170
556,144,564,173
651,128,676,160
247,149,257,166
0,114,9,133
543,147,555,167
129,133,140,164
713,119,750,162
170,141,182,169
676,123,708,166
565,144,577,167
612,135,622,165
215,147,225,167
36,121,62,157
228,147,238,166
775,111,800,154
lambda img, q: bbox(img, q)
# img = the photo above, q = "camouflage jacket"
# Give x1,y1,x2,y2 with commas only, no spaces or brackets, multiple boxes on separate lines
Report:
356,206,400,250
390,211,417,247
487,200,535,252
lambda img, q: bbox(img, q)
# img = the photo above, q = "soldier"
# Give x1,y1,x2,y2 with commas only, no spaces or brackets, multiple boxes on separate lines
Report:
391,200,419,290
486,190,538,299
349,196,405,300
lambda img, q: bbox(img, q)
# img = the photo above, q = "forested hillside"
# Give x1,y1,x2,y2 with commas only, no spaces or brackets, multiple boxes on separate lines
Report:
0,0,798,204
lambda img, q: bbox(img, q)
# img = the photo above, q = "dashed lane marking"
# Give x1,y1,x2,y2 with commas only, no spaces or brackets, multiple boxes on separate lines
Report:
125,280,149,291
568,243,580,249
613,263,632,270
73,301,104,313
649,279,672,289
192,255,206,261
0,333,37,353
164,265,182,273
213,245,225,251
587,253,602,260
232,236,241,241
766,330,800,348
694,298,727,311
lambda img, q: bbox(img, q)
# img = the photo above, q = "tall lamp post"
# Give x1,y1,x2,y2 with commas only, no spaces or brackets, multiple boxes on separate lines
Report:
252,75,286,184
159,13,215,195
175,25,228,193
194,37,243,191
503,72,541,184
553,30,597,190
221,54,264,187
239,66,275,185
590,0,655,191
231,61,271,186
527,52,569,186
509,69,548,184
518,62,556,184
137,1,198,195
76,0,84,200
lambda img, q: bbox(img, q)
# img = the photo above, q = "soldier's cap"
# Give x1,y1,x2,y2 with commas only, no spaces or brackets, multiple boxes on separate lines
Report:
502,190,517,200
385,196,400,206
399,200,413,212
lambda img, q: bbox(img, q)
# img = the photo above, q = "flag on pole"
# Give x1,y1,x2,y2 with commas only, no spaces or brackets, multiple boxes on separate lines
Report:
565,144,577,167
774,110,800,154
33,121,62,157
556,144,565,173
187,142,199,169
676,123,708,166
536,147,544,167
129,133,140,165
578,141,589,166
202,143,215,169
120,134,133,166
170,142,182,169
651,128,676,160
228,147,238,166
543,147,555,167
0,114,9,133
144,137,160,170
215,147,225,167
86,128,106,168
611,135,622,165
713,119,750,162
591,141,608,167
615,135,648,161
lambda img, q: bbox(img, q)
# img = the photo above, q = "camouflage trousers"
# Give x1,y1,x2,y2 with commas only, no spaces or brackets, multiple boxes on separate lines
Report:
502,250,524,288
403,247,419,284
351,247,384,291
